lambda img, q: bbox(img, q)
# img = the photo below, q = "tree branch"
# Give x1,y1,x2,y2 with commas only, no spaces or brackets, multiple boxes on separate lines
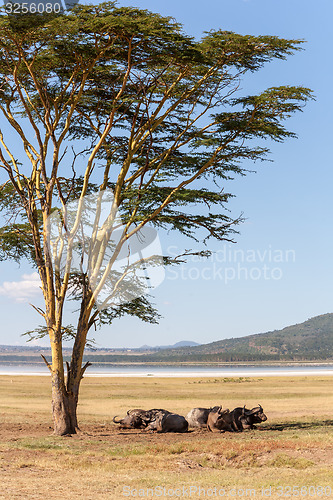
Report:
80,361,92,380
41,354,52,373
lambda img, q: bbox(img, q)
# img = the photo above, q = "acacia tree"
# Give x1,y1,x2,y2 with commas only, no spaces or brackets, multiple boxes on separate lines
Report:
0,2,312,435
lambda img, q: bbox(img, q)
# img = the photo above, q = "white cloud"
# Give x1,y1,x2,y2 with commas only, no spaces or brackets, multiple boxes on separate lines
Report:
0,272,42,303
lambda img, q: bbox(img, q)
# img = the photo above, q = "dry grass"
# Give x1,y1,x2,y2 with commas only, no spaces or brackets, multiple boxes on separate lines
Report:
0,375,333,499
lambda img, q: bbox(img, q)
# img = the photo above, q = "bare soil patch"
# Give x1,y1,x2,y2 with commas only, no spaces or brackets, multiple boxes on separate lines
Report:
1,376,333,499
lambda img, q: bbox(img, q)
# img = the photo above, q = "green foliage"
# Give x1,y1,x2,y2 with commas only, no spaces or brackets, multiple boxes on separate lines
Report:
23,324,77,343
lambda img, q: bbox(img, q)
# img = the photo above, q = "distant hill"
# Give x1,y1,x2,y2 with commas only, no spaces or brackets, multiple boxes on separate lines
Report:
0,340,200,354
147,313,333,362
138,341,201,351
81,313,333,363
1,314,333,363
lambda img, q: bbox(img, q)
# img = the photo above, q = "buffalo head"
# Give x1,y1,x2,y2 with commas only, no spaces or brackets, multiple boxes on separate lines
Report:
247,404,267,423
112,409,147,429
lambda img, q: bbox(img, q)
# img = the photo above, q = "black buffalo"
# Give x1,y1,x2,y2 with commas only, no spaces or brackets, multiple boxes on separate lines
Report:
207,405,267,432
147,411,188,433
242,405,267,429
207,407,235,432
113,408,170,429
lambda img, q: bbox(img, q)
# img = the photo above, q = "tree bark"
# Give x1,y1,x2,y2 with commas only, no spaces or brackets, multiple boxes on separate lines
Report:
46,290,92,435
50,333,91,435
51,370,79,435
49,332,81,435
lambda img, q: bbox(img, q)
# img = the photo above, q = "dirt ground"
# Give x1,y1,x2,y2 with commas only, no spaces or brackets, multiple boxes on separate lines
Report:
1,419,333,499
1,375,333,499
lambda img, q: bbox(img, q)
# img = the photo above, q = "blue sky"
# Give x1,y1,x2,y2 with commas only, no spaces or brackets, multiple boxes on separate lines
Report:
0,0,332,348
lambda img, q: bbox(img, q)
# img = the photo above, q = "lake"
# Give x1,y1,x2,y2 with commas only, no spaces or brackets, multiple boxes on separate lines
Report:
1,362,333,377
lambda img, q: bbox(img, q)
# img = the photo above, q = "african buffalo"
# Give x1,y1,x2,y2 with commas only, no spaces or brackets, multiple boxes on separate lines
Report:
229,405,267,430
112,408,170,429
207,405,267,432
112,409,148,429
207,407,235,432
186,406,221,428
146,412,188,433
242,405,267,429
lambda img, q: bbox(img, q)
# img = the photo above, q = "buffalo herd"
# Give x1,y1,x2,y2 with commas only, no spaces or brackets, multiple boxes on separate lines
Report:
112,404,267,433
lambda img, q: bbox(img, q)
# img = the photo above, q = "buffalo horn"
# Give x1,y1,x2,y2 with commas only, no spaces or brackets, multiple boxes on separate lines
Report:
113,416,122,424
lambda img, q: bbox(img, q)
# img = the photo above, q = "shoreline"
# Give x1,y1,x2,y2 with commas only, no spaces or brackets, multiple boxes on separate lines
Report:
1,361,333,377
0,360,333,366
1,372,333,377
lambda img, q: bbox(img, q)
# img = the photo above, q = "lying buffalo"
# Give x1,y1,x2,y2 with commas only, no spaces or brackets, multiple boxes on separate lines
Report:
147,411,188,433
207,405,267,432
113,408,170,429
242,405,267,429
112,408,147,429
207,407,234,432
186,406,221,428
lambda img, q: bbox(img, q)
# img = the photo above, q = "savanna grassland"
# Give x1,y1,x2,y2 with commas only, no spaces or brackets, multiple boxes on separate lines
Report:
0,375,333,499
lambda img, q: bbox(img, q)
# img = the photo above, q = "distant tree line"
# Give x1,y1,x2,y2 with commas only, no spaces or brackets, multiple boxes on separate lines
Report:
1,351,332,364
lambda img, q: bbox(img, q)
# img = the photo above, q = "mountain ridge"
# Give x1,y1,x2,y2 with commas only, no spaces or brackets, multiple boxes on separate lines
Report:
0,340,200,353
1,313,333,362
149,313,333,361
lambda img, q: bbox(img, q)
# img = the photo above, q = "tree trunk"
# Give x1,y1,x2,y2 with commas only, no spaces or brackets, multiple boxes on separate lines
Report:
49,297,91,435
49,334,82,436
51,344,91,435
51,370,79,435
